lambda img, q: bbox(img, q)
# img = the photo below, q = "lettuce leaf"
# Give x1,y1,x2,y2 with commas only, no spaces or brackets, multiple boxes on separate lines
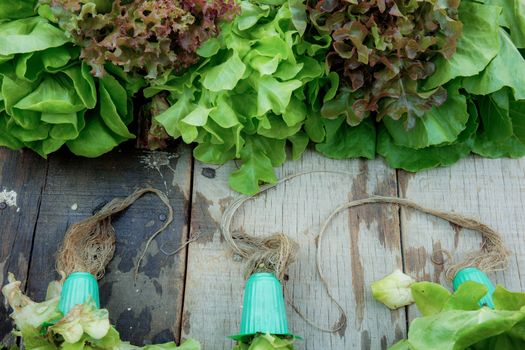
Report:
383,82,468,149
152,0,330,194
309,0,461,126
371,270,416,310
0,17,68,56
470,88,525,158
0,0,36,20
315,117,376,160
41,0,238,79
463,29,525,100
389,282,525,350
232,334,294,350
484,0,525,48
1,273,61,335
378,99,478,171
423,1,501,90
374,0,525,173
0,9,136,157
49,303,111,343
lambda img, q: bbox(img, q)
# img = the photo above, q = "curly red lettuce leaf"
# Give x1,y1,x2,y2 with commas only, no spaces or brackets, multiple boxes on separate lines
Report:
310,0,462,128
39,0,239,79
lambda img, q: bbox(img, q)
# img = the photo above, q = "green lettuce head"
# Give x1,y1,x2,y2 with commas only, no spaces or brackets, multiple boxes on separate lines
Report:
0,0,139,158
148,0,332,194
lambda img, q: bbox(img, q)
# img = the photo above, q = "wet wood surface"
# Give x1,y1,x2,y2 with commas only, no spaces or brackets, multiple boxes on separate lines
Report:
1,146,524,349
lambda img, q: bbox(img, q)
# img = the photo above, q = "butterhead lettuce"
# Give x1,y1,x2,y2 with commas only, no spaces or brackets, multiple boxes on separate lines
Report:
0,0,138,157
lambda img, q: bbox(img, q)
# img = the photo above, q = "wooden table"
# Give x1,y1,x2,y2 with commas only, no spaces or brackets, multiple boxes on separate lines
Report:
1,144,524,349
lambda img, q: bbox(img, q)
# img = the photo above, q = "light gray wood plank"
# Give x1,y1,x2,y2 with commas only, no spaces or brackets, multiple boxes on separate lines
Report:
183,150,405,349
399,156,525,321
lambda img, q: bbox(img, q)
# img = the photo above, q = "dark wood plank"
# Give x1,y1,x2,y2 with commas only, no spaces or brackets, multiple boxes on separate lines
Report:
26,145,192,345
0,149,48,344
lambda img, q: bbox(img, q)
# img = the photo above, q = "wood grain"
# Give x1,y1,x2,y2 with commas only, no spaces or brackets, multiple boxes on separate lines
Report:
25,145,192,345
0,149,48,344
398,156,525,320
182,150,405,350
4,144,524,350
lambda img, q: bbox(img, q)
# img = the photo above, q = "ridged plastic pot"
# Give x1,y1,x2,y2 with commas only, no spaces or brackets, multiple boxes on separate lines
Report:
453,267,495,308
59,272,100,315
230,272,296,341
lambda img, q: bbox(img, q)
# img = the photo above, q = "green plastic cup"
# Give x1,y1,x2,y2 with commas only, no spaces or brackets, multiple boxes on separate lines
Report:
230,272,297,341
453,267,495,308
59,272,100,315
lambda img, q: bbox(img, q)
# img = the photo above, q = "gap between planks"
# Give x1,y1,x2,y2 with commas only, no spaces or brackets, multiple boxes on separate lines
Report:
177,154,196,343
395,168,411,337
23,159,50,295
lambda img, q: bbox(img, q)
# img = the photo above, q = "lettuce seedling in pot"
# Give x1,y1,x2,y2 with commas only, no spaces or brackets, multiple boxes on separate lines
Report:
230,273,298,350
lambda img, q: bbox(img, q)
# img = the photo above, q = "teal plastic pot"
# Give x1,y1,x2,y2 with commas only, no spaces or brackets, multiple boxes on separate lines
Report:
453,268,495,308
230,273,298,341
59,272,100,315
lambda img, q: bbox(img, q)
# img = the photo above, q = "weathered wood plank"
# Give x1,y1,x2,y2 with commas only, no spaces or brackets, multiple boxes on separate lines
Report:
0,149,48,344
183,151,405,349
399,157,525,320
25,145,192,345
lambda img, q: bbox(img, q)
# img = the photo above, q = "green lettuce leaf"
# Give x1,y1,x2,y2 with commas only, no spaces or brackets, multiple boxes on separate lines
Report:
404,308,525,350
202,53,246,92
0,17,69,56
0,9,135,157
423,1,501,89
315,116,376,160
484,0,525,48
229,136,285,195
510,100,525,144
472,89,525,158
493,285,525,311
383,82,469,149
67,111,129,157
411,282,451,316
389,282,525,350
153,0,329,194
0,0,36,20
232,334,294,350
463,29,525,100
377,99,478,172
